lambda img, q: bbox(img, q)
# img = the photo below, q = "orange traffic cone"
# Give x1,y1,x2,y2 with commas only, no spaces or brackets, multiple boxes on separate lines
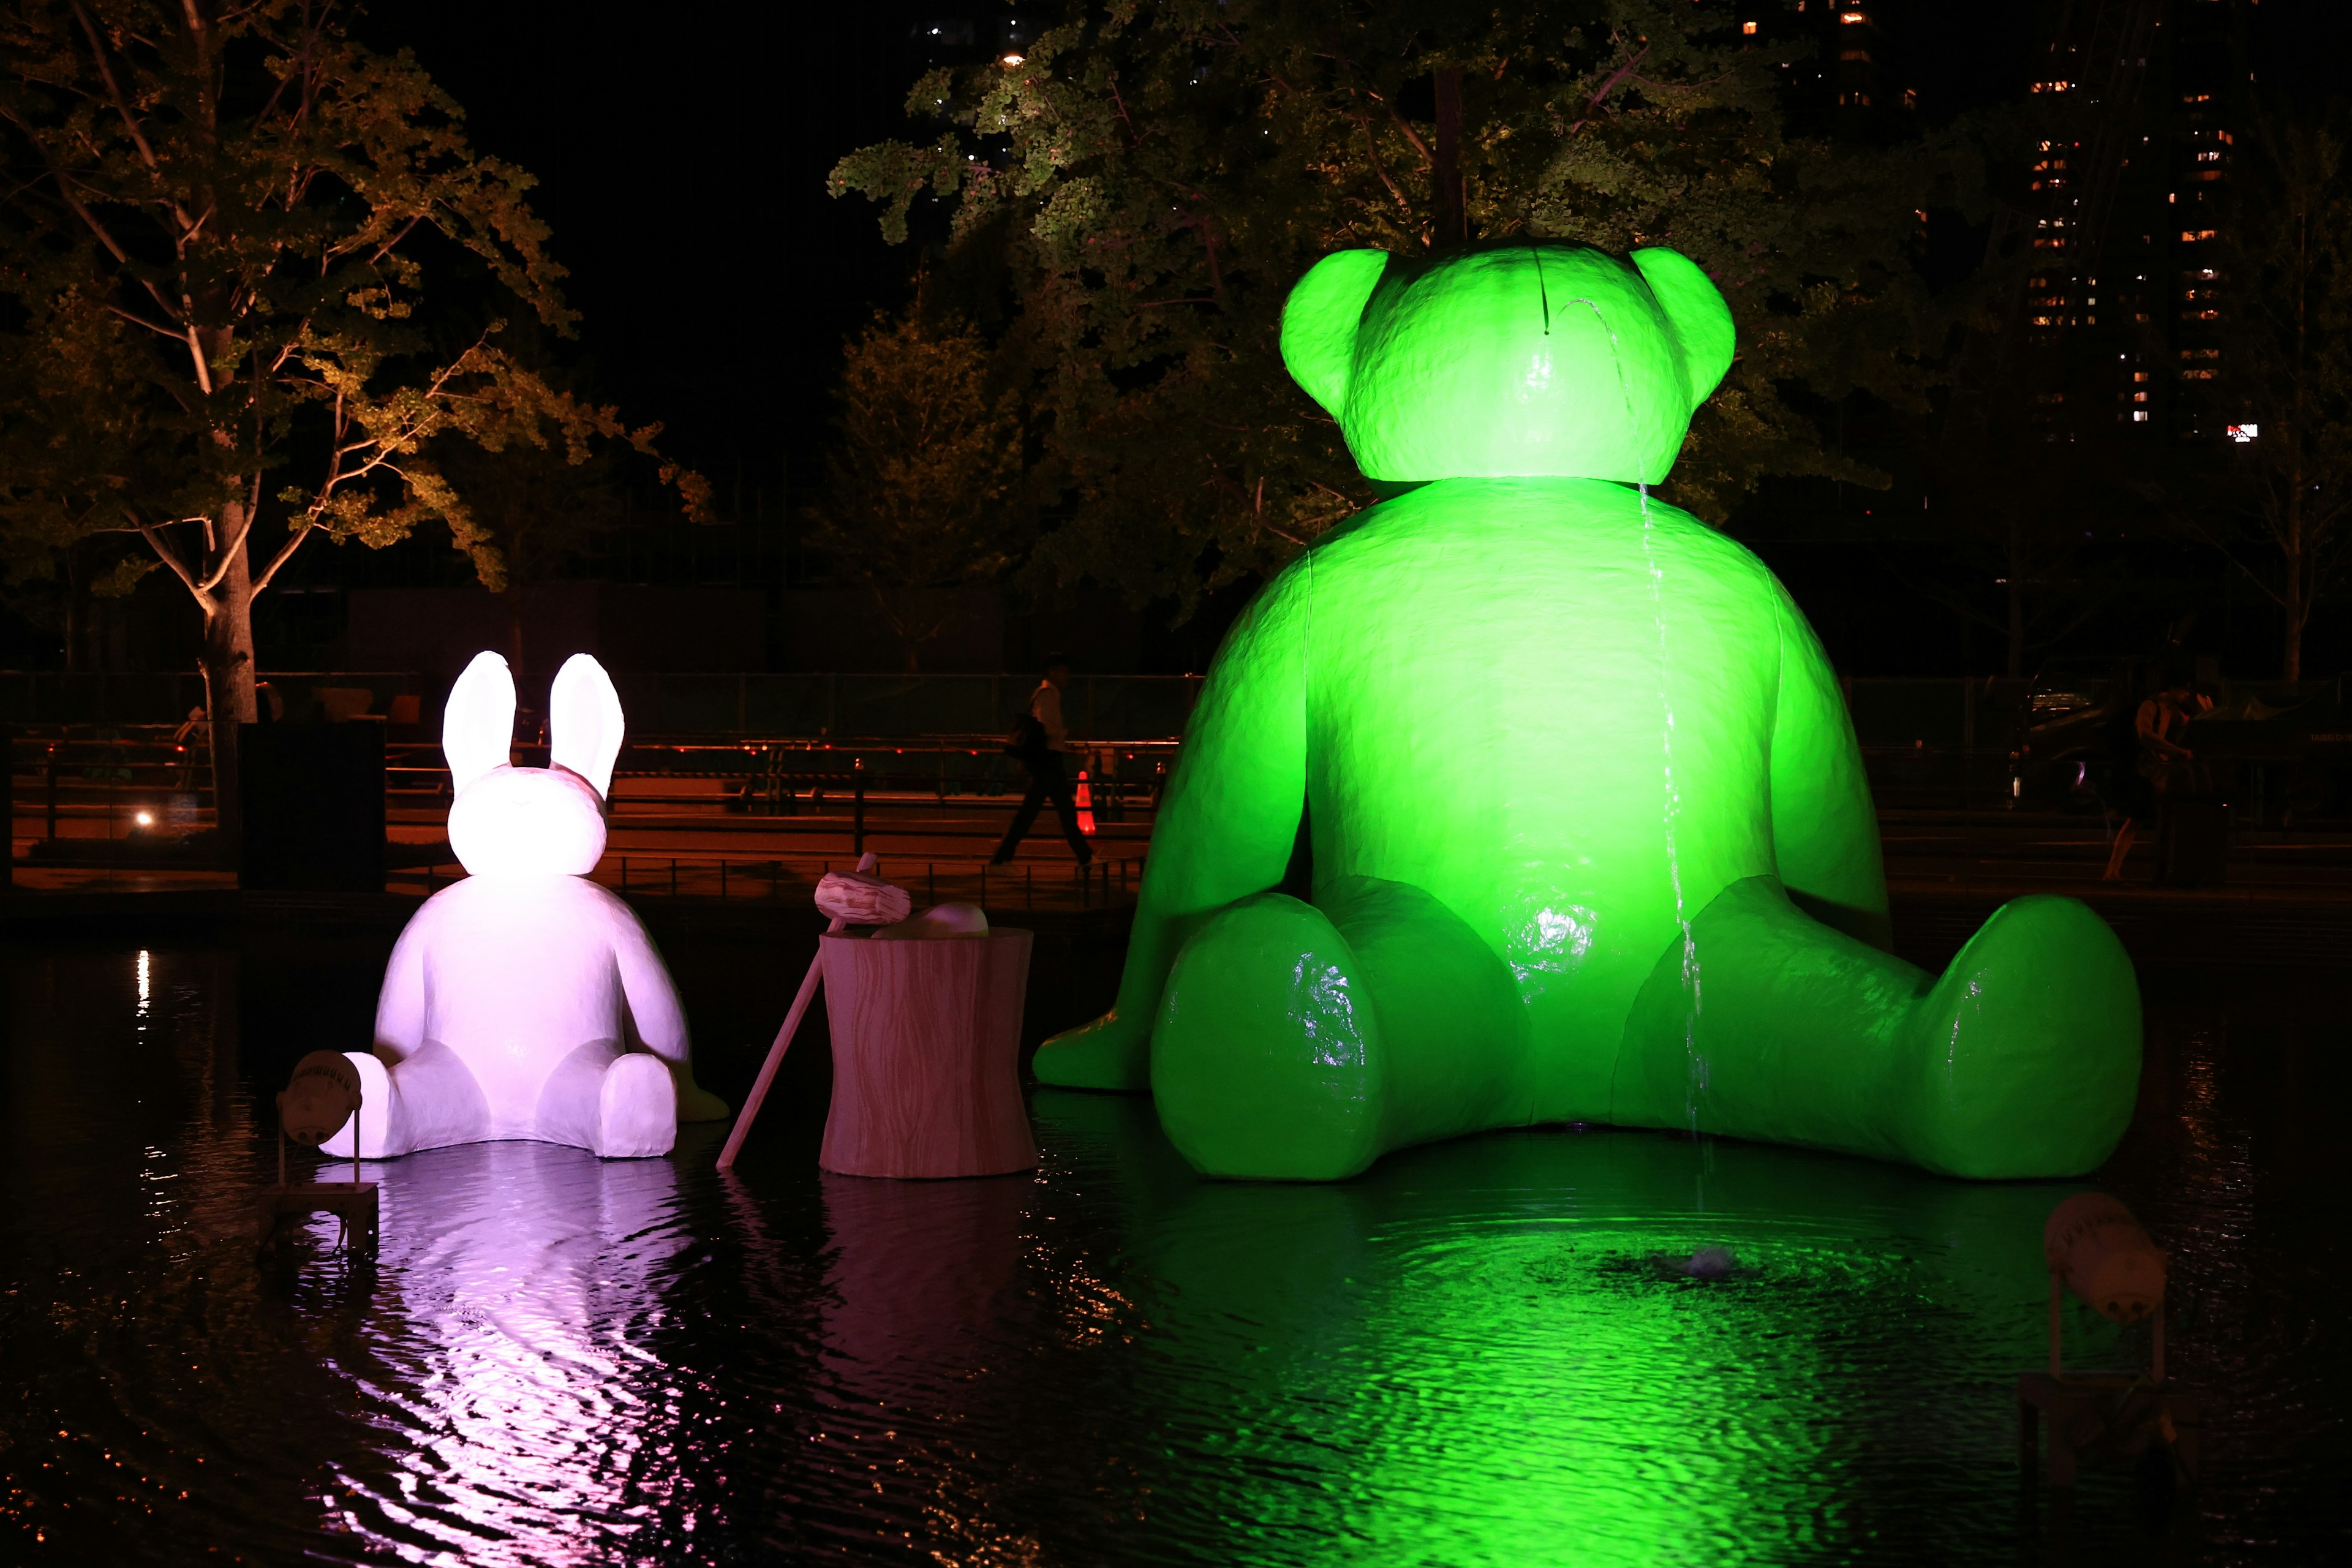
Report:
1074,769,1097,837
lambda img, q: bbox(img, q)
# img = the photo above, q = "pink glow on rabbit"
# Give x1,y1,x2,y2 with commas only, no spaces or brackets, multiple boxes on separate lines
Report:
324,651,728,1161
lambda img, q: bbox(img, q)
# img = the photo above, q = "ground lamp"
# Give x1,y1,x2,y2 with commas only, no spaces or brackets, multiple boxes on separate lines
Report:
2015,1193,2199,1487
257,1050,378,1253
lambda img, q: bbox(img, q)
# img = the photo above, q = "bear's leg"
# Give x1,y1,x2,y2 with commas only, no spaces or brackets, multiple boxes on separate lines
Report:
319,1042,491,1159
1150,878,1530,1180
1614,876,2139,1178
533,1042,679,1158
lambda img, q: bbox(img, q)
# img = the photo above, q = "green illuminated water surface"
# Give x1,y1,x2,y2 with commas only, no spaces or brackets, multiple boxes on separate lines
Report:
1,937,2342,1563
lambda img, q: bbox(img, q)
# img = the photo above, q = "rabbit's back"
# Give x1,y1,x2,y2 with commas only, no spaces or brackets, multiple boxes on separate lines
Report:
396,875,638,1125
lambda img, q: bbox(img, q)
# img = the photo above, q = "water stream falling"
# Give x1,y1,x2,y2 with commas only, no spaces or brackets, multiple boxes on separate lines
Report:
1635,482,1706,1140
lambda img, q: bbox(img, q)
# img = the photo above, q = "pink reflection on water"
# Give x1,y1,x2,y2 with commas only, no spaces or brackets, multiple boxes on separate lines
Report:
320,1141,693,1563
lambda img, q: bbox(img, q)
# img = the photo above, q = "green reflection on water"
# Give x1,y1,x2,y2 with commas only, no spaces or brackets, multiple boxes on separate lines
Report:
1033,1090,2113,1567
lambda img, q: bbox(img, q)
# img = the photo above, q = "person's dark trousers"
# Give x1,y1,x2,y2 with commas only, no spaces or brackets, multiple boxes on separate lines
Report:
993,752,1091,864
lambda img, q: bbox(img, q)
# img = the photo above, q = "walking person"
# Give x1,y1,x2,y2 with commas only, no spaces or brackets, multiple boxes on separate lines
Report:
2103,671,2206,880
992,656,1093,867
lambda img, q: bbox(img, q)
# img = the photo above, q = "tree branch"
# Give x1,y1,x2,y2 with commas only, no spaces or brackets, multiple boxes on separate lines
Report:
138,522,213,609
250,523,314,592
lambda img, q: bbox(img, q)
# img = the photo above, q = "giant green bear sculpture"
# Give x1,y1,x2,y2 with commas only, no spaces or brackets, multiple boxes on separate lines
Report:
1036,242,2141,1182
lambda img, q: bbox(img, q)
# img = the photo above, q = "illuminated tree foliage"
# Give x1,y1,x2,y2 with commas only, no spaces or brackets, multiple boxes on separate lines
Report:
0,1,704,843
831,0,1981,614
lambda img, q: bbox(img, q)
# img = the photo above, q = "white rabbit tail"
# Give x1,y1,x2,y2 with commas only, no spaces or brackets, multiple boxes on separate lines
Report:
324,651,728,1161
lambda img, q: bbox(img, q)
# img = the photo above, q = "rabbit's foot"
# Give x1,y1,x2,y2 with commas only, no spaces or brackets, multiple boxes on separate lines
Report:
597,1053,679,1158
320,1051,402,1159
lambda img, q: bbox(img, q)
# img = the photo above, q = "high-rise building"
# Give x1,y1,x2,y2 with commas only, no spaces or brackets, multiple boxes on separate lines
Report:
2004,0,2256,442
1740,0,1925,138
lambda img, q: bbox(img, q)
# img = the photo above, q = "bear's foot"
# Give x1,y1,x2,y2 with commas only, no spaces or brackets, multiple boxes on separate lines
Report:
1033,1008,1154,1093
1900,895,2140,1180
1618,878,2141,1180
1150,894,1388,1180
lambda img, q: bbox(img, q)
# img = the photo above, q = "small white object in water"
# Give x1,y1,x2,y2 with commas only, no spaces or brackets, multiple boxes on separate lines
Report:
1649,1245,1739,1280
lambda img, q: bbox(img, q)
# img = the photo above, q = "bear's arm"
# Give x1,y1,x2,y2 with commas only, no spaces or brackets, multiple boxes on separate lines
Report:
1102,564,1312,1033
1767,579,1893,951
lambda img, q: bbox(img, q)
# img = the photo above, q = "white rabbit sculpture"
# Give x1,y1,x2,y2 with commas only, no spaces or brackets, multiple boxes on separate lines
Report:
323,650,729,1161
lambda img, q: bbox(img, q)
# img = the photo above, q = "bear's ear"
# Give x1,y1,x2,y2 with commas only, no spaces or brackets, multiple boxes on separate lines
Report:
1280,249,1389,417
1632,247,1736,407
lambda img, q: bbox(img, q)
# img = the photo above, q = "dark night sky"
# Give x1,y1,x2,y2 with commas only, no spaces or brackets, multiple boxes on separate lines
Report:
381,0,2352,503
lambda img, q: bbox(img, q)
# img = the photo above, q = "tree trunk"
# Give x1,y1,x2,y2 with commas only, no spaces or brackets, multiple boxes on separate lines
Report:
2006,513,2026,679
200,507,259,862
506,586,528,679
2282,478,2306,682
1432,69,1467,250
2281,556,2304,682
64,544,91,672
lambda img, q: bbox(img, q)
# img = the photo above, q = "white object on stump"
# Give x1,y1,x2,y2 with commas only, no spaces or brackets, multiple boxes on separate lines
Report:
816,869,913,927
819,928,1037,1179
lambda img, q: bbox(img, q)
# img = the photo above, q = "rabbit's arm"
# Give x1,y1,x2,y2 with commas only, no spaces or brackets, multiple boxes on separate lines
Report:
611,913,729,1120
374,918,429,1061
612,916,690,1065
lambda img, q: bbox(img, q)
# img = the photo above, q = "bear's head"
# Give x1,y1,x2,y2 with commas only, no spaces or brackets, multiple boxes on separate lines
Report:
1279,243,1735,486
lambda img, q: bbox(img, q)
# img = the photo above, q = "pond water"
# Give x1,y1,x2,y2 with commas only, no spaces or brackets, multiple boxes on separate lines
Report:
0,932,2344,1565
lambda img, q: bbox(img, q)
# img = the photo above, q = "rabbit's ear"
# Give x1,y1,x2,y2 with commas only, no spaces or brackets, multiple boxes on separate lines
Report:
549,654,624,800
442,651,516,795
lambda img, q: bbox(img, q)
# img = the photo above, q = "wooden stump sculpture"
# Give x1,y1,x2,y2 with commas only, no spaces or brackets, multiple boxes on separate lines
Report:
818,929,1038,1179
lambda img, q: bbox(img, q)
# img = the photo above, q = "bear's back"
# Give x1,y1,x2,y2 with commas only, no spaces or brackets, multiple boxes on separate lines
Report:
1294,477,1789,1079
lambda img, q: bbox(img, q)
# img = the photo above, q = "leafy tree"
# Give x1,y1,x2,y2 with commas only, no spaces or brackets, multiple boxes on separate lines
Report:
831,0,1981,617
804,300,1026,669
0,0,703,846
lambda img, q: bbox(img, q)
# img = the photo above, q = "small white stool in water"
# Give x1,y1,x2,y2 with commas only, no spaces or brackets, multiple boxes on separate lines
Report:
257,1051,378,1253
2015,1193,2199,1488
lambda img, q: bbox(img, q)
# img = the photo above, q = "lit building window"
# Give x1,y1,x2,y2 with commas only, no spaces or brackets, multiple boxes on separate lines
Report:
2180,369,2217,380
2133,411,2150,421
1743,20,1759,34
2180,230,2215,242
2228,424,2258,442
1841,10,1867,22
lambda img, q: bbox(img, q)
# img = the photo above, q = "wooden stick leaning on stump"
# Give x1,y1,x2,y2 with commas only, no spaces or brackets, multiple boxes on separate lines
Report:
716,853,911,1171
